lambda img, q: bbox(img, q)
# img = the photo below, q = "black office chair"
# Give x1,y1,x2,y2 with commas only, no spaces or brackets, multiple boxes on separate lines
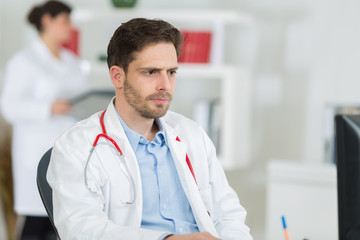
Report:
36,147,61,239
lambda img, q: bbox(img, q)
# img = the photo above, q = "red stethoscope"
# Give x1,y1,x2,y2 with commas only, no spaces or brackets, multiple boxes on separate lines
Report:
84,110,197,204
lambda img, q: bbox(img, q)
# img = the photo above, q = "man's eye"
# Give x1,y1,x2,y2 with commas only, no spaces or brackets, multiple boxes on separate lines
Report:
146,70,154,75
169,70,177,75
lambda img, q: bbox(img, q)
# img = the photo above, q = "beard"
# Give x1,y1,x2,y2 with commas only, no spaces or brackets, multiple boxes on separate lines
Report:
123,78,172,119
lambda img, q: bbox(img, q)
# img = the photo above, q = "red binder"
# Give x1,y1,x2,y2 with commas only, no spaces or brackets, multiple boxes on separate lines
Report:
178,31,212,63
61,28,79,56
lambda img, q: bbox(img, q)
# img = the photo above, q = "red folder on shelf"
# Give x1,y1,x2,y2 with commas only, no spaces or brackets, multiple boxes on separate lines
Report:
178,31,212,63
61,28,79,56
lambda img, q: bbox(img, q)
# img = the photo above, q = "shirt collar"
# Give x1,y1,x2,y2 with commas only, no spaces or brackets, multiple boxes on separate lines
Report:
113,104,167,151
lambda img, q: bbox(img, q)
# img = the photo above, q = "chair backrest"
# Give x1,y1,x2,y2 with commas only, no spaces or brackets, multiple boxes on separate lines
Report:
36,148,60,239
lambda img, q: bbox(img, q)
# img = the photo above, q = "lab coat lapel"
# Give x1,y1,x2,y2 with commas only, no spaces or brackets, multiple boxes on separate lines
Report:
162,120,218,237
34,38,63,71
102,99,143,221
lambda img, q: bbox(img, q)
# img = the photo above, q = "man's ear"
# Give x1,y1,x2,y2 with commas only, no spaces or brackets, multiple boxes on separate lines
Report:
110,65,125,89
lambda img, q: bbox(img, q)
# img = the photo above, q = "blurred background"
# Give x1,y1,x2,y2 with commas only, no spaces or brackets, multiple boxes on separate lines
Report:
1,0,359,239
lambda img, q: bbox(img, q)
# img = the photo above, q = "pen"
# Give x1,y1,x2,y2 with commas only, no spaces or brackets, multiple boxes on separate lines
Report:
282,215,290,240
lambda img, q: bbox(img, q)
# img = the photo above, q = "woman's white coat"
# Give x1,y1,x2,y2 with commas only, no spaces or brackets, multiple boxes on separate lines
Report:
1,38,86,216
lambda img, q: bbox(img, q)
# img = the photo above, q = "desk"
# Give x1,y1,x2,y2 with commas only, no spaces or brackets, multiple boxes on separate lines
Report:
265,161,337,240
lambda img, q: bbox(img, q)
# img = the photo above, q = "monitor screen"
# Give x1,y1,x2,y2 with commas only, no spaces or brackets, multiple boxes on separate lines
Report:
335,115,360,240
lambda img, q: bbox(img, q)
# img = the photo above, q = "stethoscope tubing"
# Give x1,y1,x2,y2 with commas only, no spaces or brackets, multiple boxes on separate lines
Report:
84,110,135,204
84,109,197,205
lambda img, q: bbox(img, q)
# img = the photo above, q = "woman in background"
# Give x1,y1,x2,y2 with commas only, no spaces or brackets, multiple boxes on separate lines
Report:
1,1,87,239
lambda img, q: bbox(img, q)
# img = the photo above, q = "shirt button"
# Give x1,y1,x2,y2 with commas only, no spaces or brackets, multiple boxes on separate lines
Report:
179,228,183,233
159,170,163,174
162,204,167,209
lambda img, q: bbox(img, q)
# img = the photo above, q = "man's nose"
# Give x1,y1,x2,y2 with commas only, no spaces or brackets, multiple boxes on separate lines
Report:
157,72,171,92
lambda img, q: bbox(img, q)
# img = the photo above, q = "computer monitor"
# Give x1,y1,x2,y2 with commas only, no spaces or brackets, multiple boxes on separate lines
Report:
335,115,360,240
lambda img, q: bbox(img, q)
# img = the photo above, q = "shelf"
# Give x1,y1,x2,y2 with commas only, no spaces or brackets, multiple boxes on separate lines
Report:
72,8,253,25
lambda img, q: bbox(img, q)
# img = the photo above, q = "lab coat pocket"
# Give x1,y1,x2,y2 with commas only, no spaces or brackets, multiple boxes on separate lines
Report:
96,145,134,207
199,186,214,218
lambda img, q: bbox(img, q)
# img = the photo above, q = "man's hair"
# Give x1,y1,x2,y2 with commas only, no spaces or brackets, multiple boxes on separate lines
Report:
107,18,183,72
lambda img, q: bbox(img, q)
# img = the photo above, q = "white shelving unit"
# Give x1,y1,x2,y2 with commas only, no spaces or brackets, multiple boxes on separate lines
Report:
73,9,252,23
72,8,252,169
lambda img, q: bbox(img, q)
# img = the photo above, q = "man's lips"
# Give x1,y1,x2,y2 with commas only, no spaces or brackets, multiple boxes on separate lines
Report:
150,98,169,104
147,93,172,104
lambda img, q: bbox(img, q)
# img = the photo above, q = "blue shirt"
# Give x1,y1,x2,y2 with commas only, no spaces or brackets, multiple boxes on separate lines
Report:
115,109,199,237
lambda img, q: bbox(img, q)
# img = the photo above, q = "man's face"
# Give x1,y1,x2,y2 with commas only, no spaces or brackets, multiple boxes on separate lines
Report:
122,42,178,119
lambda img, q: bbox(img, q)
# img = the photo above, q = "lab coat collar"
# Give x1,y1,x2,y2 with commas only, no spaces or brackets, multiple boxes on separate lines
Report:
33,38,56,60
32,37,67,65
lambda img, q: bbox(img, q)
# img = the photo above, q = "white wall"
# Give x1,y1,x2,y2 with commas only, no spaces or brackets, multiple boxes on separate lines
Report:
303,0,360,163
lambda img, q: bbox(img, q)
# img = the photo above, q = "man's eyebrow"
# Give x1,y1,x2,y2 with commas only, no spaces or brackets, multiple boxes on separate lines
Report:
137,66,179,71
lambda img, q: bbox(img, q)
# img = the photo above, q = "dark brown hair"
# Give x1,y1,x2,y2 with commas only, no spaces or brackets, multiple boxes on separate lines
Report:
107,18,183,72
27,0,71,32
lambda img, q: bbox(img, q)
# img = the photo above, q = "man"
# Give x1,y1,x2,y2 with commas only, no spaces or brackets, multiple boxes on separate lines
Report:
47,18,253,240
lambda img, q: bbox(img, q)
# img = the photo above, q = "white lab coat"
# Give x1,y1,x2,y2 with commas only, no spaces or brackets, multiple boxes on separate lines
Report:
47,99,253,240
1,38,87,216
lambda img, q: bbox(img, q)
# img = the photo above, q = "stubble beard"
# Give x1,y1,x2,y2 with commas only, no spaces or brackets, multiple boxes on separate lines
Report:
123,78,172,119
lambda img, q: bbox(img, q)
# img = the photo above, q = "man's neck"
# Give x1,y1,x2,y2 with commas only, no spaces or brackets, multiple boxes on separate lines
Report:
115,101,159,141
